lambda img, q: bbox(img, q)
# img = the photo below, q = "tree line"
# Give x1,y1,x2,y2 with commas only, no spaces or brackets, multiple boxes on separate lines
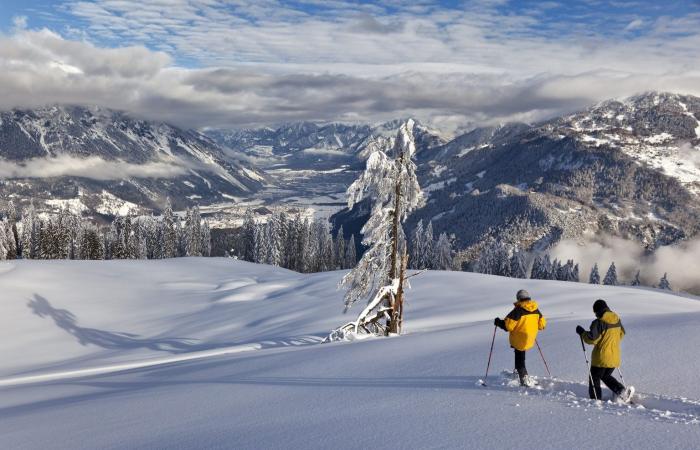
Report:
409,219,455,270
472,242,674,291
227,210,357,273
0,200,211,260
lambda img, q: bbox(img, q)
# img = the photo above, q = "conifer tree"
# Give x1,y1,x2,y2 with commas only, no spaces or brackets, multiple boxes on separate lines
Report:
603,262,618,286
241,210,256,262
541,254,553,280
589,263,601,284
434,232,453,270
510,251,527,279
335,225,346,270
200,220,211,257
162,199,178,259
20,202,38,259
3,220,17,260
530,255,543,279
0,221,8,260
658,273,672,290
410,220,424,269
631,270,641,286
423,221,434,269
572,263,580,282
344,234,357,270
338,120,424,336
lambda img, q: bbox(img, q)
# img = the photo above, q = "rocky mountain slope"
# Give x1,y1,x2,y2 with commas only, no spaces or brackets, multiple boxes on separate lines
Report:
0,106,266,218
413,92,700,266
213,92,700,266
206,120,445,216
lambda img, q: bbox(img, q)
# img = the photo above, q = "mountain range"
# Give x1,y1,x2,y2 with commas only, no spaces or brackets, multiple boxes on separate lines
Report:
1,93,699,266
0,106,266,219
209,92,700,267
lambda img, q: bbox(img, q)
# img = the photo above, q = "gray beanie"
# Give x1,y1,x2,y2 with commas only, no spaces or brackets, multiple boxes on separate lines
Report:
516,289,531,301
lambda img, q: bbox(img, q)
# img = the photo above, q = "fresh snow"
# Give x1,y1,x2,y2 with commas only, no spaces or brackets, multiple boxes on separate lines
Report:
0,259,699,449
45,198,89,215
424,177,457,193
95,190,139,216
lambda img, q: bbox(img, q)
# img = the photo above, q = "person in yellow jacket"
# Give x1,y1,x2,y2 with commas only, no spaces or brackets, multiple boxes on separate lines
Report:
494,289,546,387
576,299,634,402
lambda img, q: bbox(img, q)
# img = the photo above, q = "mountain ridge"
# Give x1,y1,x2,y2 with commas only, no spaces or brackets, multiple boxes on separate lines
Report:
0,105,267,219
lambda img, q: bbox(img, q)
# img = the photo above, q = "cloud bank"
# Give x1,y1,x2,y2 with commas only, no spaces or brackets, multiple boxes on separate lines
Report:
550,235,700,294
1,2,700,131
0,155,187,180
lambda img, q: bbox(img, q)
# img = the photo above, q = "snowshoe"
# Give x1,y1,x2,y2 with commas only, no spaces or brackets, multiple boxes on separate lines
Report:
520,375,538,388
615,386,635,404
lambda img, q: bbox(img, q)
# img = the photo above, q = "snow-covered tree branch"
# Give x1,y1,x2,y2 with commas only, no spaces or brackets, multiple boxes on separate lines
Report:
331,120,425,339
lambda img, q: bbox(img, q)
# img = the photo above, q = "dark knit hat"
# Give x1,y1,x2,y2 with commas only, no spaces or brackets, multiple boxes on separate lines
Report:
593,299,609,317
516,289,531,301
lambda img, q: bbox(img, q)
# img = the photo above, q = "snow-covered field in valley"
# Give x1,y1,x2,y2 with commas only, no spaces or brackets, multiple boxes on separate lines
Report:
1,258,699,449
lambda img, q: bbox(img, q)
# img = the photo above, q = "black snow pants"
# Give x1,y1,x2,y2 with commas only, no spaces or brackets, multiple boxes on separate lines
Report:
514,349,527,381
589,366,625,400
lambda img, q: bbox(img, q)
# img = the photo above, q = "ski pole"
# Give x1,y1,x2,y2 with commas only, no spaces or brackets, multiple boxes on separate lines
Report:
580,335,598,401
482,325,497,386
618,367,626,386
535,339,552,378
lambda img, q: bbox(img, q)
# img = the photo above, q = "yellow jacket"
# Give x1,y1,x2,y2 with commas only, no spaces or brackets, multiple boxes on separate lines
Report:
582,310,625,368
503,300,546,351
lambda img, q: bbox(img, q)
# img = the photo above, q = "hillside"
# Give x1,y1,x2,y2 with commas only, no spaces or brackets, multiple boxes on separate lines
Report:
0,259,698,449
205,93,700,264
414,92,700,262
0,106,267,218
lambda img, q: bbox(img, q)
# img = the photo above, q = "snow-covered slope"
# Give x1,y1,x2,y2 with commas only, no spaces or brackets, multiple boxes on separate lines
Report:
408,92,700,263
0,259,698,448
556,92,700,194
0,106,267,217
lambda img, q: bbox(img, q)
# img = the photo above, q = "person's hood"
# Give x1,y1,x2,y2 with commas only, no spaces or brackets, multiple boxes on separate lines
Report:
600,310,620,324
513,299,539,312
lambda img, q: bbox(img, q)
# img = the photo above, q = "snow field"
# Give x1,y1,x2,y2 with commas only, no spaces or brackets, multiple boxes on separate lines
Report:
0,259,699,449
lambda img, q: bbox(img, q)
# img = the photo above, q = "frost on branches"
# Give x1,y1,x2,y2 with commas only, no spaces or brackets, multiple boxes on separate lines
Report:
329,120,424,341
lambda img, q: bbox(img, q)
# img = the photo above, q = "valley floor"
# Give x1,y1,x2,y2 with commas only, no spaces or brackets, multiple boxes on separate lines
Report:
0,259,698,449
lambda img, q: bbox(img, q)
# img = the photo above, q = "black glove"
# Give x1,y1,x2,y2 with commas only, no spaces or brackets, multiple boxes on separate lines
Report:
494,318,506,330
576,325,585,335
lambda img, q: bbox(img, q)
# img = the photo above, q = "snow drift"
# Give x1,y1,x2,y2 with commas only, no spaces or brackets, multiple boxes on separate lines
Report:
0,258,698,449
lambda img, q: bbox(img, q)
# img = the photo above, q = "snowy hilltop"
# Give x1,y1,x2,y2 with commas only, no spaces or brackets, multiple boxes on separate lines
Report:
0,258,698,449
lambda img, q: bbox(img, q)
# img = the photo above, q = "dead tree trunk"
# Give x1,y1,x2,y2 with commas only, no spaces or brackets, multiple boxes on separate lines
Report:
393,248,408,334
386,151,403,334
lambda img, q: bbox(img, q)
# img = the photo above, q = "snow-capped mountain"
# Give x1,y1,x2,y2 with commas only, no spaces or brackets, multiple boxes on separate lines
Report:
553,92,700,194
206,94,700,262
207,120,445,170
0,106,267,218
206,119,445,215
412,92,700,266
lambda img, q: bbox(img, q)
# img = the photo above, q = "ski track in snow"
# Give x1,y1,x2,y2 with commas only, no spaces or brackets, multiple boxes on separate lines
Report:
481,372,700,426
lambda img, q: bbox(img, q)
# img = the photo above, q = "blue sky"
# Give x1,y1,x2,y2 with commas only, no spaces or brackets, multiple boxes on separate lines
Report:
3,1,700,67
1,1,700,129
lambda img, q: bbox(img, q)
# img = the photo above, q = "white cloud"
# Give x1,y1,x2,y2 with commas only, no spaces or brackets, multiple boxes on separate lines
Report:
550,234,700,293
1,2,700,131
624,18,644,31
12,16,28,30
0,155,187,180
